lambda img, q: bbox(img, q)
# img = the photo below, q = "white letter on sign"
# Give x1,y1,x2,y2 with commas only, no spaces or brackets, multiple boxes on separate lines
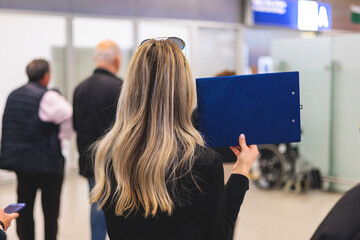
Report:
318,6,329,28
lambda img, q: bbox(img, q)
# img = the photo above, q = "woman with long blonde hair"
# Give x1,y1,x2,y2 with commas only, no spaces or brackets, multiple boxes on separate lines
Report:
90,37,258,240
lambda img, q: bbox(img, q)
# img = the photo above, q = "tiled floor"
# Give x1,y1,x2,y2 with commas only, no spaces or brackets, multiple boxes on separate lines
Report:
0,164,343,240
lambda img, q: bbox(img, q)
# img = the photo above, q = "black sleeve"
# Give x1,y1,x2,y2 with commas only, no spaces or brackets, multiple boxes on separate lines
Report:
0,229,6,240
198,157,249,240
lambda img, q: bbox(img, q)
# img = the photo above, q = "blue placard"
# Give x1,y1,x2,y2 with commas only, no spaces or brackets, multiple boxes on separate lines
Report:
251,0,331,31
196,72,301,147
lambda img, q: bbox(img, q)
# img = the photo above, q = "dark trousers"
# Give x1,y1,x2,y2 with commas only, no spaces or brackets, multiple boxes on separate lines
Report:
16,172,63,240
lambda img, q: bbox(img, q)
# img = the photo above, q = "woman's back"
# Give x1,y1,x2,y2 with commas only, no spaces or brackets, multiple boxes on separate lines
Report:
104,146,249,240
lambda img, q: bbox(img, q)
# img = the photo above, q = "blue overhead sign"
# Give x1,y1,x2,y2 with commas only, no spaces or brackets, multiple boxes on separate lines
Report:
251,0,332,31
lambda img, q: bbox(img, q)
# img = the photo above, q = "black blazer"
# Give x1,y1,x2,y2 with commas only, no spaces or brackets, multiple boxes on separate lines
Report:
0,229,5,240
311,184,360,240
73,68,123,179
104,146,249,240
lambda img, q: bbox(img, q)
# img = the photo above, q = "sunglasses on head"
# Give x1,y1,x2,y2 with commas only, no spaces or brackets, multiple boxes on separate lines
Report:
139,37,185,50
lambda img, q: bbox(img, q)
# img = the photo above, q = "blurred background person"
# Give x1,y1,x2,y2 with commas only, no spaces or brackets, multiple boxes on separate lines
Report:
90,38,258,240
215,70,236,77
0,59,73,240
0,208,19,240
73,40,123,240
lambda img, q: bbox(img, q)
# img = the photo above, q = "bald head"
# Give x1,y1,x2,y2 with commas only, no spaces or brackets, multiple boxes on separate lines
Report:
94,40,121,75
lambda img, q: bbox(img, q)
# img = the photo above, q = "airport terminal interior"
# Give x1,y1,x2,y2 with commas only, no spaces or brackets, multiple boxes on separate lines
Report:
0,0,360,239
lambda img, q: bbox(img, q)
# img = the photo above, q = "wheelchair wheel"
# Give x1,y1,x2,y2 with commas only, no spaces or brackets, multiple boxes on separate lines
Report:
250,144,286,190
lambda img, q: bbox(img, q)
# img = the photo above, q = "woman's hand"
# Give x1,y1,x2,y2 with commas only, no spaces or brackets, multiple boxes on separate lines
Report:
0,208,19,231
230,134,259,177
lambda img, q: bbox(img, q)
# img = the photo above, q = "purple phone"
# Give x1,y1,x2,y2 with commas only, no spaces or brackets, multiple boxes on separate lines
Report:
4,203,25,213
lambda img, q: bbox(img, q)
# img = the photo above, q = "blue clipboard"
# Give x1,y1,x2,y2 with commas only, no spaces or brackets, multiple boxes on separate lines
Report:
196,71,301,147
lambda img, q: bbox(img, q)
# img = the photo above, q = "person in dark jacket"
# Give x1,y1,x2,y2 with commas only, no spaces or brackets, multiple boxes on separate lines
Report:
73,40,123,240
311,184,360,240
90,38,259,240
0,208,18,240
0,59,73,240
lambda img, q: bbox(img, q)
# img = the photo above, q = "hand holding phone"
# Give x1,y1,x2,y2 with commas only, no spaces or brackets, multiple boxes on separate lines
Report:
4,203,25,214
0,205,22,231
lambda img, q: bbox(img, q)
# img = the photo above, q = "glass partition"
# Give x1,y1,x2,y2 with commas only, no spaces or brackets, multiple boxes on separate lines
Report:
331,34,360,184
271,37,332,177
272,35,360,190
195,27,237,78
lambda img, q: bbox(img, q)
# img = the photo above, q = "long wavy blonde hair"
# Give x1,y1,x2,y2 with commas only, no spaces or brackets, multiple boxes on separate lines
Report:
90,39,204,217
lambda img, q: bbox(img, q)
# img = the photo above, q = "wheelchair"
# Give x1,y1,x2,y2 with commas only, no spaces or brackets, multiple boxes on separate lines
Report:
250,143,320,193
